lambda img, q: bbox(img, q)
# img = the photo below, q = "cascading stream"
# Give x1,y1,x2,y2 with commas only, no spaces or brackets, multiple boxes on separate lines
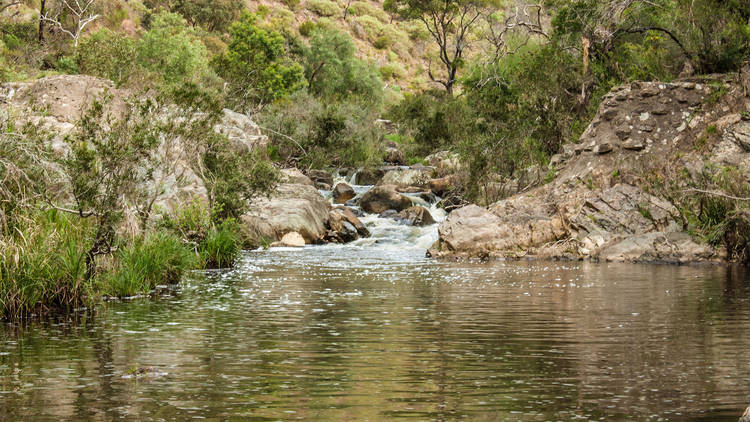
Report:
316,173,447,252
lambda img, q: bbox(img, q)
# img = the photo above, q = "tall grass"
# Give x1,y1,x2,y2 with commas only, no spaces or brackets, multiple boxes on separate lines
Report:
200,219,241,269
0,210,91,318
102,231,196,297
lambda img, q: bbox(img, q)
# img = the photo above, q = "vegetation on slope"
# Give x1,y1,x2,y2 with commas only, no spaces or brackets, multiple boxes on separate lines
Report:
0,0,749,317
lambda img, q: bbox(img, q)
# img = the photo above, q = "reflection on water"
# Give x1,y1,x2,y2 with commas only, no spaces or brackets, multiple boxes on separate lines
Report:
1,248,749,421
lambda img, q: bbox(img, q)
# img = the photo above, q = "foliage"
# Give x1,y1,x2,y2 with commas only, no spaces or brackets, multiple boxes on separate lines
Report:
303,27,383,104
213,12,306,109
0,210,91,319
172,0,244,32
76,29,137,86
200,219,242,269
62,97,164,278
103,230,195,297
258,91,384,168
306,0,341,17
136,12,211,87
298,20,318,37
385,0,501,94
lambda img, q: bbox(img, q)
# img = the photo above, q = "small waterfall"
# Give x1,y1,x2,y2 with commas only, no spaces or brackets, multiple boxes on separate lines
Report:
322,174,446,251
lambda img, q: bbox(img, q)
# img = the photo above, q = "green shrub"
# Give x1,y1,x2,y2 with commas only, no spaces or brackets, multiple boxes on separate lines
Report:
137,12,211,87
379,64,394,80
199,219,241,269
306,0,341,17
347,2,390,22
299,20,318,37
103,231,195,297
258,92,384,168
354,15,384,40
282,0,301,10
373,35,390,49
172,0,244,32
77,29,137,86
212,12,306,109
303,28,383,104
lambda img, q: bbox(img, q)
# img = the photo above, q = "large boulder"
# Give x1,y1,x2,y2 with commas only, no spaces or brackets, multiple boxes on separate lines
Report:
594,232,718,264
360,185,413,214
355,167,386,185
280,168,314,186
325,207,370,243
394,206,436,226
385,147,405,165
243,183,331,243
377,168,431,189
332,182,356,204
307,169,334,190
740,405,750,422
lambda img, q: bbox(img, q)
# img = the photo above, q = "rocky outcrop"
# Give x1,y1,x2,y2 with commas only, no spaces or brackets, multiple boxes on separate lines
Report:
430,77,747,264
360,185,413,214
332,182,356,204
0,75,268,218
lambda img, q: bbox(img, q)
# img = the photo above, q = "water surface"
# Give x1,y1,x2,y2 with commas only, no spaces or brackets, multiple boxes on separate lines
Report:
1,247,749,421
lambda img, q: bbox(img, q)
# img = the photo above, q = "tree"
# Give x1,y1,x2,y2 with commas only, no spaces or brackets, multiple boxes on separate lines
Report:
39,0,100,46
136,12,210,87
385,0,501,95
172,0,244,32
303,28,383,104
213,12,305,110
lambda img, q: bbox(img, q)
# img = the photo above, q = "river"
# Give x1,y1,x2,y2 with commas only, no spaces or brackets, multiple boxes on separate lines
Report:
1,180,749,421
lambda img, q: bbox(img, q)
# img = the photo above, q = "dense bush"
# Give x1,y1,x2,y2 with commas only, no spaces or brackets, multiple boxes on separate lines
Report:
172,0,245,32
213,12,306,109
303,28,383,104
103,230,195,297
76,29,137,86
258,91,384,168
0,211,91,318
137,12,212,87
306,0,341,17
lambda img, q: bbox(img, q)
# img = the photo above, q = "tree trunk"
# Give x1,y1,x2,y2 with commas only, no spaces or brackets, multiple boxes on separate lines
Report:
38,0,46,43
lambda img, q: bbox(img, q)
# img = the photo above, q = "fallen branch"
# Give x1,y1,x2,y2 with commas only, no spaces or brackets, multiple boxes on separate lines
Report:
682,188,750,201
256,125,307,156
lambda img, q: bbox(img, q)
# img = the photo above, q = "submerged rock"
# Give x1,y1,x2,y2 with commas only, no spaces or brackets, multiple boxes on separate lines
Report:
332,182,356,204
360,185,413,214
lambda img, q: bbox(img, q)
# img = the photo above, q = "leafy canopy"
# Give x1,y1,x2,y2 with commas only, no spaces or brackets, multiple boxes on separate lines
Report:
213,12,306,109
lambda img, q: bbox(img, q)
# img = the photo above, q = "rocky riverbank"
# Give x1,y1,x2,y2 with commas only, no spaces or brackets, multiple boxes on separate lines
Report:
428,74,750,265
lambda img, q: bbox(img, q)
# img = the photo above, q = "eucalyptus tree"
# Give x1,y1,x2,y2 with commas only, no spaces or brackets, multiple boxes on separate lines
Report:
385,0,502,95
